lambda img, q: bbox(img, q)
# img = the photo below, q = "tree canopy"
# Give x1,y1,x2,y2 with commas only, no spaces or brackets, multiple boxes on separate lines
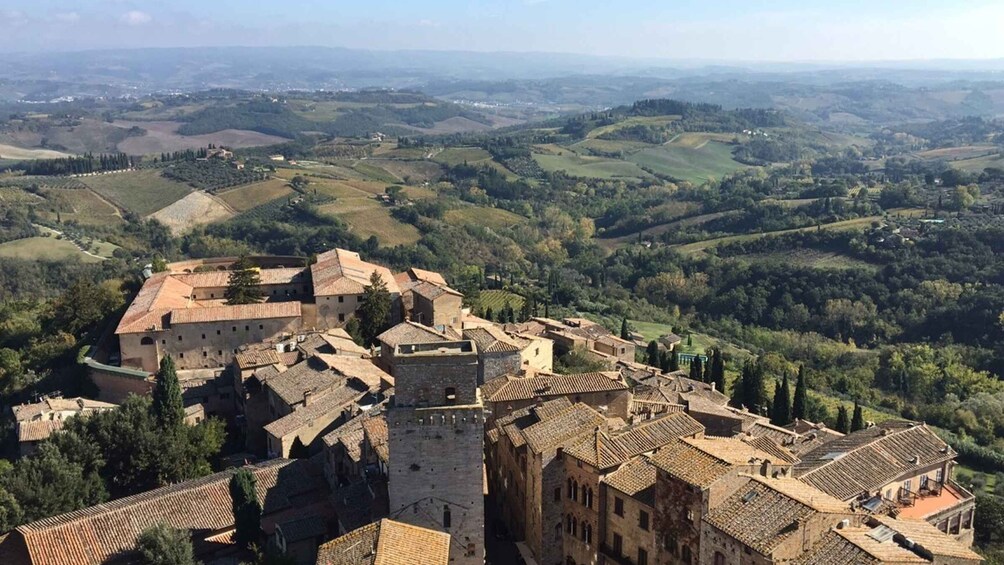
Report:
224,256,264,306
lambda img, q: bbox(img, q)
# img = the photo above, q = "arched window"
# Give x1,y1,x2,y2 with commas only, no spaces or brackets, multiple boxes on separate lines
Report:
664,535,678,556
585,524,592,545
580,522,586,542
580,484,587,505
572,517,577,537
567,479,574,499
586,488,593,508
140,336,155,345
682,545,692,565
443,505,451,529
566,515,573,534
714,552,726,565
572,481,578,502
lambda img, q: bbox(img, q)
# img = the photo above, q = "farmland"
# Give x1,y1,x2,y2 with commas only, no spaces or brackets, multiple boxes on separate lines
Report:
149,192,235,234
112,120,289,155
444,206,527,230
625,140,747,184
36,189,123,226
82,169,192,216
217,179,294,212
477,290,525,314
533,152,654,181
0,235,103,263
318,199,420,247
0,143,72,160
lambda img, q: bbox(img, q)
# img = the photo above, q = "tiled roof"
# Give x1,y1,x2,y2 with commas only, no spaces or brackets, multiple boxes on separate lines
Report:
17,420,64,442
521,403,606,454
795,421,954,501
235,349,282,369
315,518,450,565
603,456,658,507
792,529,892,565
741,435,800,465
173,267,307,288
276,515,327,544
650,437,782,488
704,475,850,556
317,355,392,390
264,384,364,439
171,301,301,324
312,248,400,297
266,356,344,407
564,412,704,469
363,415,389,463
745,420,800,444
410,280,463,301
397,268,448,286
12,397,117,422
322,412,367,460
870,515,983,561
483,372,626,403
377,321,451,349
320,330,370,357
463,325,524,354
15,459,313,565
115,273,193,333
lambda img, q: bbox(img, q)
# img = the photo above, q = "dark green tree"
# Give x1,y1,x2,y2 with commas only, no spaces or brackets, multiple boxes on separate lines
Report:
703,357,713,383
669,349,680,372
646,341,660,367
620,318,629,340
770,372,792,426
230,468,263,550
711,349,726,393
835,405,850,434
659,351,671,374
359,272,392,346
224,256,263,305
136,523,198,565
975,494,1004,546
792,365,808,421
732,360,768,414
2,441,107,525
689,356,703,382
851,402,865,432
152,356,185,431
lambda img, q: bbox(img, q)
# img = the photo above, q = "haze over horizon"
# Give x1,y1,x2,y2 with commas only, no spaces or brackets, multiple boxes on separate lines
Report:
4,0,1004,63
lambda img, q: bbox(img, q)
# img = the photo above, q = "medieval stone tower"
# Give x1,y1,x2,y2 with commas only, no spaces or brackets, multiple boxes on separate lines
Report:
387,340,485,565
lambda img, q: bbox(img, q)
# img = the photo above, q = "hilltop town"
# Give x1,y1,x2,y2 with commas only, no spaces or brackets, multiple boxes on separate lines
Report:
0,248,983,565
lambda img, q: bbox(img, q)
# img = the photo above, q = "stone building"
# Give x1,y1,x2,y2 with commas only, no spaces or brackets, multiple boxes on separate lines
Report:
482,370,631,424
463,325,553,384
794,421,976,544
115,250,439,373
315,518,451,565
11,397,117,457
513,317,636,363
385,340,485,565
376,321,457,375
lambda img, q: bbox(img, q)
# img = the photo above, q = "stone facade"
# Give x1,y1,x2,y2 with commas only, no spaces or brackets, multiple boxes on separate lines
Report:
387,341,484,565
602,484,655,565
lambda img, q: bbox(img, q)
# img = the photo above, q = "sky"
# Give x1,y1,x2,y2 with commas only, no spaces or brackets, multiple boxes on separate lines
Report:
2,0,1004,61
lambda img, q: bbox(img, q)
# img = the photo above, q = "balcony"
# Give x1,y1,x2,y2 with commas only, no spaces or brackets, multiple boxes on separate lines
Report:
896,480,974,521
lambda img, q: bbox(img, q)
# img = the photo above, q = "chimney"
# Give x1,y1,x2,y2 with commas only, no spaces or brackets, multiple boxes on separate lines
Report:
837,519,850,530
710,382,716,391
304,390,314,407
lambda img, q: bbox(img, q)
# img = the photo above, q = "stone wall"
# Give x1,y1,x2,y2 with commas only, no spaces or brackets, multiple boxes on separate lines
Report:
388,405,485,565
87,360,154,403
392,342,479,407
480,350,522,385
564,457,601,565
604,484,655,565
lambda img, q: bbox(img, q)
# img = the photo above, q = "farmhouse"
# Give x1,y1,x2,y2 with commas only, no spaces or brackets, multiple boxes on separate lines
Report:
115,249,453,372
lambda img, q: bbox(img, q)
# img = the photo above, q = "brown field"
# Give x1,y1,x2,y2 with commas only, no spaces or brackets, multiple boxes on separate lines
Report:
318,199,420,246
38,189,123,225
396,116,494,135
0,186,44,205
365,159,443,183
444,206,528,230
149,191,235,234
913,146,998,161
113,121,290,155
217,179,294,212
83,169,192,216
0,143,72,159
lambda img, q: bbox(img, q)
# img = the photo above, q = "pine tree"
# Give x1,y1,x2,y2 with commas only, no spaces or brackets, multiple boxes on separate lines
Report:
359,272,392,346
669,349,680,372
686,334,693,348
224,256,263,305
620,318,629,340
646,341,660,368
835,405,850,434
792,364,808,421
136,523,197,565
152,356,184,431
770,372,792,426
851,402,865,432
229,469,262,550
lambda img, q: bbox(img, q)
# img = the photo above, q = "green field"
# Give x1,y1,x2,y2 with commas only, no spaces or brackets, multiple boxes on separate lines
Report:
586,115,680,139
217,179,294,212
433,147,494,167
477,290,525,314
444,206,527,230
318,198,420,247
0,236,103,263
83,170,192,216
533,152,654,181
37,189,123,226
951,152,1004,173
732,249,880,271
626,140,747,184
628,319,749,358
351,161,400,183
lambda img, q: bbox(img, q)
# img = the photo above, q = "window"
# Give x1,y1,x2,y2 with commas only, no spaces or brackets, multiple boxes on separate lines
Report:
216,330,221,335
714,552,726,565
580,485,587,505
338,313,345,322
566,515,573,534
178,335,183,341
664,535,677,556
567,479,574,499
232,326,237,332
443,506,451,528
338,296,344,303
585,524,592,545
612,533,622,556
904,479,912,493
586,488,593,508
685,508,694,522
357,296,364,302
682,546,692,565
921,475,929,489
140,337,154,345
259,324,263,330
218,350,223,355
572,481,578,502
245,325,250,331
179,352,184,358
580,523,586,541
554,488,561,502
639,510,649,531
638,548,648,565
936,468,944,483
201,334,206,339
614,496,624,516
202,351,207,357
161,339,166,345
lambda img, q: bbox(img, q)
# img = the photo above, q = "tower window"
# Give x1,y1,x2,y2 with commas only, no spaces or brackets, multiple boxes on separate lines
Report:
443,506,451,529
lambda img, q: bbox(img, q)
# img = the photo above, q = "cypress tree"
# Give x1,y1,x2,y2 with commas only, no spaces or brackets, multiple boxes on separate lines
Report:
646,341,660,368
669,349,680,372
620,318,629,340
835,405,850,434
690,356,703,382
770,372,792,426
229,469,262,550
711,349,726,393
792,364,808,421
851,402,865,432
703,357,713,383
359,272,391,346
659,351,671,374
152,356,184,431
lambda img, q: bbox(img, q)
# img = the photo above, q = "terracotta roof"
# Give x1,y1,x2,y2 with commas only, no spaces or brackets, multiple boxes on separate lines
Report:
650,437,782,488
317,355,392,390
276,515,327,544
521,403,606,454
264,384,365,439
410,280,463,301
377,321,451,349
483,372,627,403
171,301,301,324
312,249,400,297
266,356,345,407
396,268,448,286
564,412,704,469
235,349,282,370
741,435,800,465
315,518,450,565
463,325,524,354
322,412,367,460
12,397,116,422
603,456,658,507
15,459,315,565
704,475,851,556
792,529,896,565
363,416,389,463
795,421,955,501
173,267,307,288
320,330,370,356
115,273,193,333
17,419,64,442
870,515,983,562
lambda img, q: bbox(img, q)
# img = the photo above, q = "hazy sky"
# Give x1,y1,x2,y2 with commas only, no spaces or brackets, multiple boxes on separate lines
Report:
3,0,1004,61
